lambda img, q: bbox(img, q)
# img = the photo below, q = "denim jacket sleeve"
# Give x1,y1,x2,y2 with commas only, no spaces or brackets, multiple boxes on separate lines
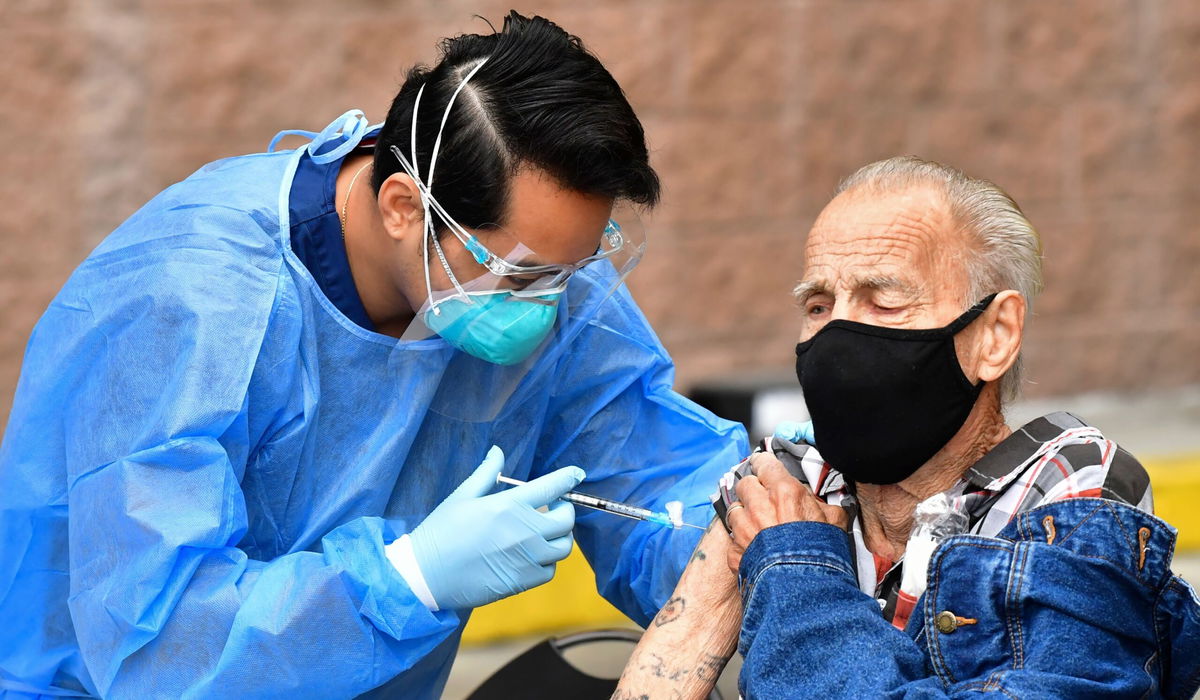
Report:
737,522,948,699
735,519,1181,699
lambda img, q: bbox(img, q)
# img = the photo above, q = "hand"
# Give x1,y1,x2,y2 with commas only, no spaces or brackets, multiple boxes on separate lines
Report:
726,452,848,571
408,446,584,610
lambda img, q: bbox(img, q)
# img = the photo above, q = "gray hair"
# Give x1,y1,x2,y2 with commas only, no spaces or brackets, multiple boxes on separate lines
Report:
834,156,1044,402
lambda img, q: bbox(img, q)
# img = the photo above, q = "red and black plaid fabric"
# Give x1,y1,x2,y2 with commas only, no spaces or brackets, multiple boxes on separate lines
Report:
785,412,1153,629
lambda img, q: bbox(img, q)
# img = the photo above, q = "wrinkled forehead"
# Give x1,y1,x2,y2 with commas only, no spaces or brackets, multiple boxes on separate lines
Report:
800,185,972,299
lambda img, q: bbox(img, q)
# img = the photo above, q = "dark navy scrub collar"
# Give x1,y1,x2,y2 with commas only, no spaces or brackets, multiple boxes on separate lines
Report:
288,147,376,331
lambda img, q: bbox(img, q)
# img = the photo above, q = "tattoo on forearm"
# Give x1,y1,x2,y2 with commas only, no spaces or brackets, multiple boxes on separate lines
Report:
612,691,649,700
690,546,706,562
695,653,726,682
653,596,685,627
638,652,693,681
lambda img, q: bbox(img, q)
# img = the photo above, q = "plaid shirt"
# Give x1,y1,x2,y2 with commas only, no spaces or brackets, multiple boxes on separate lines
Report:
764,412,1154,629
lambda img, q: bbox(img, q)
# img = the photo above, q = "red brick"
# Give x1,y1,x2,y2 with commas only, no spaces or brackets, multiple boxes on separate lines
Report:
143,13,345,139
1160,0,1200,84
546,2,688,114
1150,85,1200,198
915,106,997,189
1160,202,1200,309
795,104,914,207
0,25,84,140
797,0,992,103
1073,97,1156,200
983,102,1069,208
1145,325,1200,388
639,223,806,354
678,2,797,112
647,113,804,225
997,0,1139,96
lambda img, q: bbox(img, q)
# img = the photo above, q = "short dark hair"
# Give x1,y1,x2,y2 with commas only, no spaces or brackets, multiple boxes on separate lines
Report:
371,11,660,234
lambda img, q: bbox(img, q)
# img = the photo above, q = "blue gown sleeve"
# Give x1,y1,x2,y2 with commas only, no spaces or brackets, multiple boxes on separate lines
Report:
538,289,749,625
53,246,459,698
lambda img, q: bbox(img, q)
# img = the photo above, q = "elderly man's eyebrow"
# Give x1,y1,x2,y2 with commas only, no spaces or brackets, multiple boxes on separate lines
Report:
792,280,828,302
858,275,919,296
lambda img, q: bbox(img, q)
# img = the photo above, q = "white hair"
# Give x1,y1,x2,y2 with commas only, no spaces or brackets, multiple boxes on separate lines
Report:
834,156,1044,402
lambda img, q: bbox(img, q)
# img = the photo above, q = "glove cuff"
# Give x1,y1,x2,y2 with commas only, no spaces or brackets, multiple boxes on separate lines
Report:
385,534,440,611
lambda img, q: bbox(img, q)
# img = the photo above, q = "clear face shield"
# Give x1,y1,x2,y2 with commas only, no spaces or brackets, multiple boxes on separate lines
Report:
393,59,648,374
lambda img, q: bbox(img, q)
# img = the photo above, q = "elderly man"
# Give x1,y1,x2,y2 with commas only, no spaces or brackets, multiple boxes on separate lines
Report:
612,157,1200,699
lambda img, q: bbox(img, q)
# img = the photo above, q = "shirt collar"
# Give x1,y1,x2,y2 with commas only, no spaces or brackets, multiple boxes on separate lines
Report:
963,411,1093,491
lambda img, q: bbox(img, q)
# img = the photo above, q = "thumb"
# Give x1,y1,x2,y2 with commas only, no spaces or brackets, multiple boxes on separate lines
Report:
447,445,505,501
506,466,586,508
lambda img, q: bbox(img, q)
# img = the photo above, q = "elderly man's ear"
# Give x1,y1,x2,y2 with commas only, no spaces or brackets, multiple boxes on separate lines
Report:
968,290,1026,383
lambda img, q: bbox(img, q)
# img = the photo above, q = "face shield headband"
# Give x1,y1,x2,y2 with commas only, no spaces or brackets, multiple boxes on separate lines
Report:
391,59,497,320
389,61,642,312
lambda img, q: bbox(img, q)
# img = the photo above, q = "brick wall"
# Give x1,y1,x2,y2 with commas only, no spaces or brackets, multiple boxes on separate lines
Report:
2,0,1198,431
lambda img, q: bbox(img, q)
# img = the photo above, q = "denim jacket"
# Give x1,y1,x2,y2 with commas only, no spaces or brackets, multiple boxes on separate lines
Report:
737,498,1200,698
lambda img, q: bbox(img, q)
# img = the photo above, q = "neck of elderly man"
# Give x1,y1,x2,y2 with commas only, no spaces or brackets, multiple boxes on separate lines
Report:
798,183,1026,563
855,385,1011,562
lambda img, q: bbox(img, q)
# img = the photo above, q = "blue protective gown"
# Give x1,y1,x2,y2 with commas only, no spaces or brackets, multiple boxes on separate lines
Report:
0,112,748,699
287,143,376,331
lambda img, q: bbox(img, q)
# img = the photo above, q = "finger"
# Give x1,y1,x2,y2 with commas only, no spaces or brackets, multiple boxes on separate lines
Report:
727,544,743,573
533,562,556,588
763,468,805,522
746,452,783,478
755,458,800,490
508,465,586,508
726,502,759,551
820,501,850,530
794,482,829,520
535,533,575,565
735,474,768,510
448,445,506,501
537,499,577,539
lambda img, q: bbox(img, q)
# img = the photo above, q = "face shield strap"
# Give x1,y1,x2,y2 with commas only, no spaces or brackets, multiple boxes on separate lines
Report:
391,59,490,317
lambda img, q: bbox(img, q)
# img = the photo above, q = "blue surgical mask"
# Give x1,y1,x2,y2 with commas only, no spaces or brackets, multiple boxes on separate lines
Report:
424,291,561,366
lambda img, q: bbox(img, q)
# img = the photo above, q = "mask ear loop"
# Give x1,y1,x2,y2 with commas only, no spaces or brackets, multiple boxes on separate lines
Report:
402,59,490,317
388,142,478,313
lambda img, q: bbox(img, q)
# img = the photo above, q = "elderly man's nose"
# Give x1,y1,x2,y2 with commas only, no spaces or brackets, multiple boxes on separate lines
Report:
829,298,853,321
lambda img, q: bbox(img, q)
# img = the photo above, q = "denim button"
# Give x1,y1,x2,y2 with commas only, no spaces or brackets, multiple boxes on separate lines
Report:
935,611,959,634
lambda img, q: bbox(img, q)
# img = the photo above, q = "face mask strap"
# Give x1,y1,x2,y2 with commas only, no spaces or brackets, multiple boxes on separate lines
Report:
797,293,1002,352
388,59,490,316
943,293,1000,335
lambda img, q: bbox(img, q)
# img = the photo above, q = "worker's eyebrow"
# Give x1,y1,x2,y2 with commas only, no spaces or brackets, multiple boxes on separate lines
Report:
508,254,546,267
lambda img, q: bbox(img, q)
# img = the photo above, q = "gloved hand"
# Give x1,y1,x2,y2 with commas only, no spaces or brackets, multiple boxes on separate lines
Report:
774,420,816,445
407,446,584,610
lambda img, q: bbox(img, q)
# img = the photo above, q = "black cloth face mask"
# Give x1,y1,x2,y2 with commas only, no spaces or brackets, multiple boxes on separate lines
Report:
794,294,998,485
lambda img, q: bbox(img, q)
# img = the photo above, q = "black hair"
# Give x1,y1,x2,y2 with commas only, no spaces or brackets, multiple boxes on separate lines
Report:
371,11,660,234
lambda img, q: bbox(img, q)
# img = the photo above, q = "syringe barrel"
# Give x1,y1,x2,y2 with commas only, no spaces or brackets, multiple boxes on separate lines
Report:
563,491,655,520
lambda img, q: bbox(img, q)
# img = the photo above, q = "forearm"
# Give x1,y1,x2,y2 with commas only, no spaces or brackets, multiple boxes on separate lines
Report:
613,521,741,700
70,448,460,698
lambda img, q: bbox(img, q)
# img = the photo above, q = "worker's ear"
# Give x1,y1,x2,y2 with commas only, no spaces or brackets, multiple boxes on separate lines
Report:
972,290,1025,384
377,173,425,243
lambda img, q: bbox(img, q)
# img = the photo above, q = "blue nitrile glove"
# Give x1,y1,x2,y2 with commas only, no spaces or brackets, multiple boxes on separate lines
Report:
774,420,816,445
408,446,584,610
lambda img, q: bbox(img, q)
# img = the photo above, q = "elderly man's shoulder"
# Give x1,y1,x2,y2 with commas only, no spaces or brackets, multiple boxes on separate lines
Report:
968,410,1154,514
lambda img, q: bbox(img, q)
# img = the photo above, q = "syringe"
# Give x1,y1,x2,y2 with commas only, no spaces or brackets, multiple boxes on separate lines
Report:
496,475,705,530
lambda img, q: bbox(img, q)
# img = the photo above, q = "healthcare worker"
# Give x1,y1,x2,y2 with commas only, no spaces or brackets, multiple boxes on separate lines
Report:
0,11,747,700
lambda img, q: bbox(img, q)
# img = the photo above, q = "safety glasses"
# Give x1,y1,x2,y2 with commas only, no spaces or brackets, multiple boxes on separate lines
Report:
389,144,645,299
